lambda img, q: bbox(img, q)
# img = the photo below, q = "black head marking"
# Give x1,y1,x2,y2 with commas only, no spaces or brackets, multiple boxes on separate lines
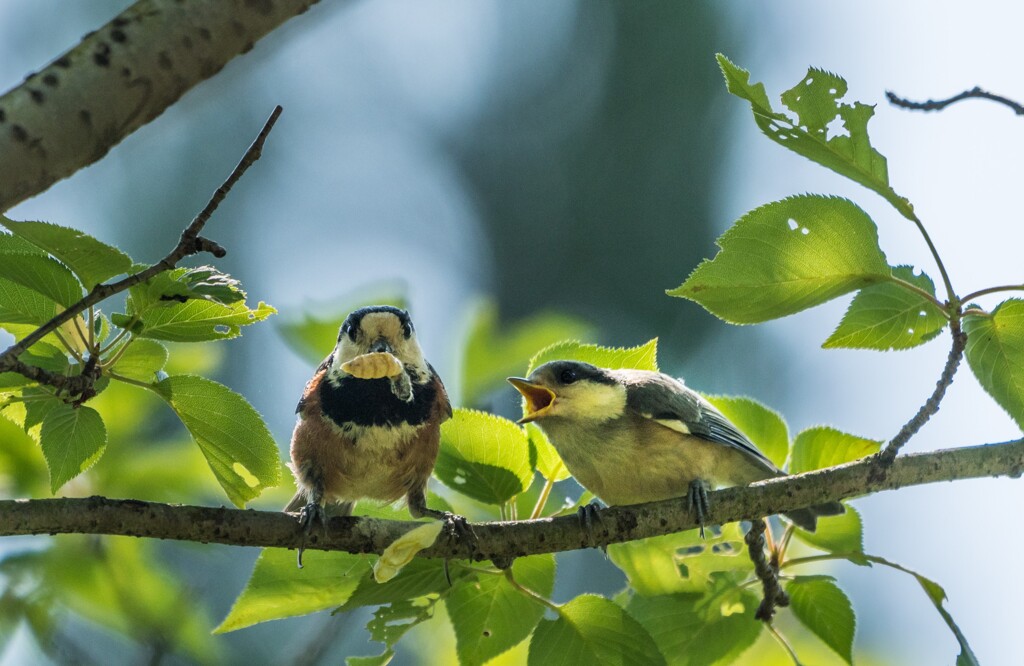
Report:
539,361,617,387
338,305,412,342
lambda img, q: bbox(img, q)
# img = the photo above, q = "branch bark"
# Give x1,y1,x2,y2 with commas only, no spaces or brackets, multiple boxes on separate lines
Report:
1,439,1021,562
0,0,321,212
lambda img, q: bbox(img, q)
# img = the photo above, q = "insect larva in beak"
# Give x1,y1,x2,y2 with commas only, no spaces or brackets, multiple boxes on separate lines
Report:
340,352,404,379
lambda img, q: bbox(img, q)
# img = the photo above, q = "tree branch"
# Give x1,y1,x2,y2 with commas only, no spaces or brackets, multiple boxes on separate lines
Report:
886,87,1024,116
1,439,1020,562
0,105,283,394
0,0,320,212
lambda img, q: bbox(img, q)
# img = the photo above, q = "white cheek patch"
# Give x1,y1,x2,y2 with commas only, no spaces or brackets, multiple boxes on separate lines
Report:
564,383,627,422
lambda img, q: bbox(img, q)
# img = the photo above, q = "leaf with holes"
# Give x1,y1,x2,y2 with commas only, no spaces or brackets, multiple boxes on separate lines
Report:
788,575,856,664
132,299,276,342
0,218,132,288
109,339,168,383
462,300,591,402
152,375,280,506
790,426,881,474
703,395,789,469
716,55,915,221
0,253,82,308
338,556,467,613
351,597,441,665
39,404,107,492
825,265,947,350
448,555,555,665
528,595,664,666
435,409,533,504
964,300,1024,431
608,523,749,595
669,196,890,324
626,576,762,666
527,338,659,376
215,548,366,633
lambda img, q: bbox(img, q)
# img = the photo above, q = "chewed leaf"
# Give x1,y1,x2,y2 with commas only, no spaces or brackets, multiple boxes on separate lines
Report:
152,375,280,506
669,196,890,324
527,338,658,376
716,55,916,221
964,300,1024,431
825,265,947,350
0,218,132,288
135,300,276,342
436,409,533,504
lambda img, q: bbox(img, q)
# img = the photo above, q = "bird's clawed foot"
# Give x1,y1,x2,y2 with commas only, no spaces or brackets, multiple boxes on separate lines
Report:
576,501,606,552
296,502,326,568
687,479,711,540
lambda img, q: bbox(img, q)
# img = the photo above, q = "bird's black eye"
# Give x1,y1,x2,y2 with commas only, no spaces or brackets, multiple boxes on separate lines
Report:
402,321,413,339
340,323,356,341
559,368,577,384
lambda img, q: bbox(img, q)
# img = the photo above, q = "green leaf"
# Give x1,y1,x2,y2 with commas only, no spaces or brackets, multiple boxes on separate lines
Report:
18,341,69,374
276,285,408,365
435,409,533,505
39,404,107,492
702,395,789,469
794,505,863,554
626,579,761,666
152,375,281,506
338,557,465,613
110,339,169,383
668,195,890,324
527,339,659,376
526,423,570,482
0,231,46,255
20,388,63,434
134,299,276,342
529,595,664,666
0,218,132,288
0,253,82,307
790,426,881,474
215,548,366,633
0,277,62,326
461,301,591,402
787,575,855,664
448,555,555,665
964,300,1024,431
162,266,246,305
715,55,915,221
824,265,947,350
608,523,749,595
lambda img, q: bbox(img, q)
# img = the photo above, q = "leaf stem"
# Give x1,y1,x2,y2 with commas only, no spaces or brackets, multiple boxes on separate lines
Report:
961,284,1024,302
766,624,803,666
107,371,154,391
52,329,84,363
885,275,949,314
100,336,135,371
911,218,957,306
503,569,561,615
530,473,558,520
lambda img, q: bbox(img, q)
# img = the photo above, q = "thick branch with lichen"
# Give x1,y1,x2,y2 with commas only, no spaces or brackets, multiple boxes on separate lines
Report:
1,439,1020,562
0,0,319,212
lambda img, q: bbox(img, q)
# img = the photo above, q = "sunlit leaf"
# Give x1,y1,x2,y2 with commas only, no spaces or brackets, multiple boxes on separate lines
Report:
448,555,555,665
825,265,947,350
669,196,890,324
790,426,881,474
338,557,465,613
133,299,276,342
529,595,664,666
110,339,168,383
794,505,863,554
787,575,855,664
461,300,591,402
0,218,132,288
964,300,1024,431
0,276,62,326
436,409,533,505
525,423,570,482
703,395,789,469
216,549,365,633
152,375,281,506
0,253,82,307
716,55,915,221
39,404,106,492
527,338,659,376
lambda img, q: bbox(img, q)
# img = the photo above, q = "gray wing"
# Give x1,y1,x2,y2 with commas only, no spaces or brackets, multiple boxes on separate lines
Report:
620,370,776,470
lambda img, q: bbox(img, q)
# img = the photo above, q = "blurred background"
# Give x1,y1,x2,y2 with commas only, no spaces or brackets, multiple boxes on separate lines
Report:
2,1,1022,663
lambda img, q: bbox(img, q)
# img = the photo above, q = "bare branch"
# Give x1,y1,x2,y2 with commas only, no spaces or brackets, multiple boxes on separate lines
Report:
1,438,1021,561
886,87,1024,116
0,0,320,211
0,105,283,392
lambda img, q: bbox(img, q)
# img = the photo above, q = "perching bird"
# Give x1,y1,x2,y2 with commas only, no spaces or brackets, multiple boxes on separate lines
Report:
508,360,843,534
286,305,462,566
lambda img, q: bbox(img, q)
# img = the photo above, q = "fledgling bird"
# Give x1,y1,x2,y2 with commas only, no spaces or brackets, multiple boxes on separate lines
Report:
286,305,463,566
508,361,843,534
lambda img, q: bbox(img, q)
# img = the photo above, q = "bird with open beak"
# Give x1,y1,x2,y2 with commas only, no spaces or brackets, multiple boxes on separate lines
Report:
508,360,843,535
286,305,466,566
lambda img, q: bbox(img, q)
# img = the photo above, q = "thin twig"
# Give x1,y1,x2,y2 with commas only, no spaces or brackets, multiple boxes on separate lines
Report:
766,623,803,666
745,518,789,622
0,106,283,394
887,87,1024,116
874,323,967,472
962,284,1024,302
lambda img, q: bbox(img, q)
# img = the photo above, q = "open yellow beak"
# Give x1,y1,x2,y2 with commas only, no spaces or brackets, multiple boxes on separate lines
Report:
507,377,557,423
